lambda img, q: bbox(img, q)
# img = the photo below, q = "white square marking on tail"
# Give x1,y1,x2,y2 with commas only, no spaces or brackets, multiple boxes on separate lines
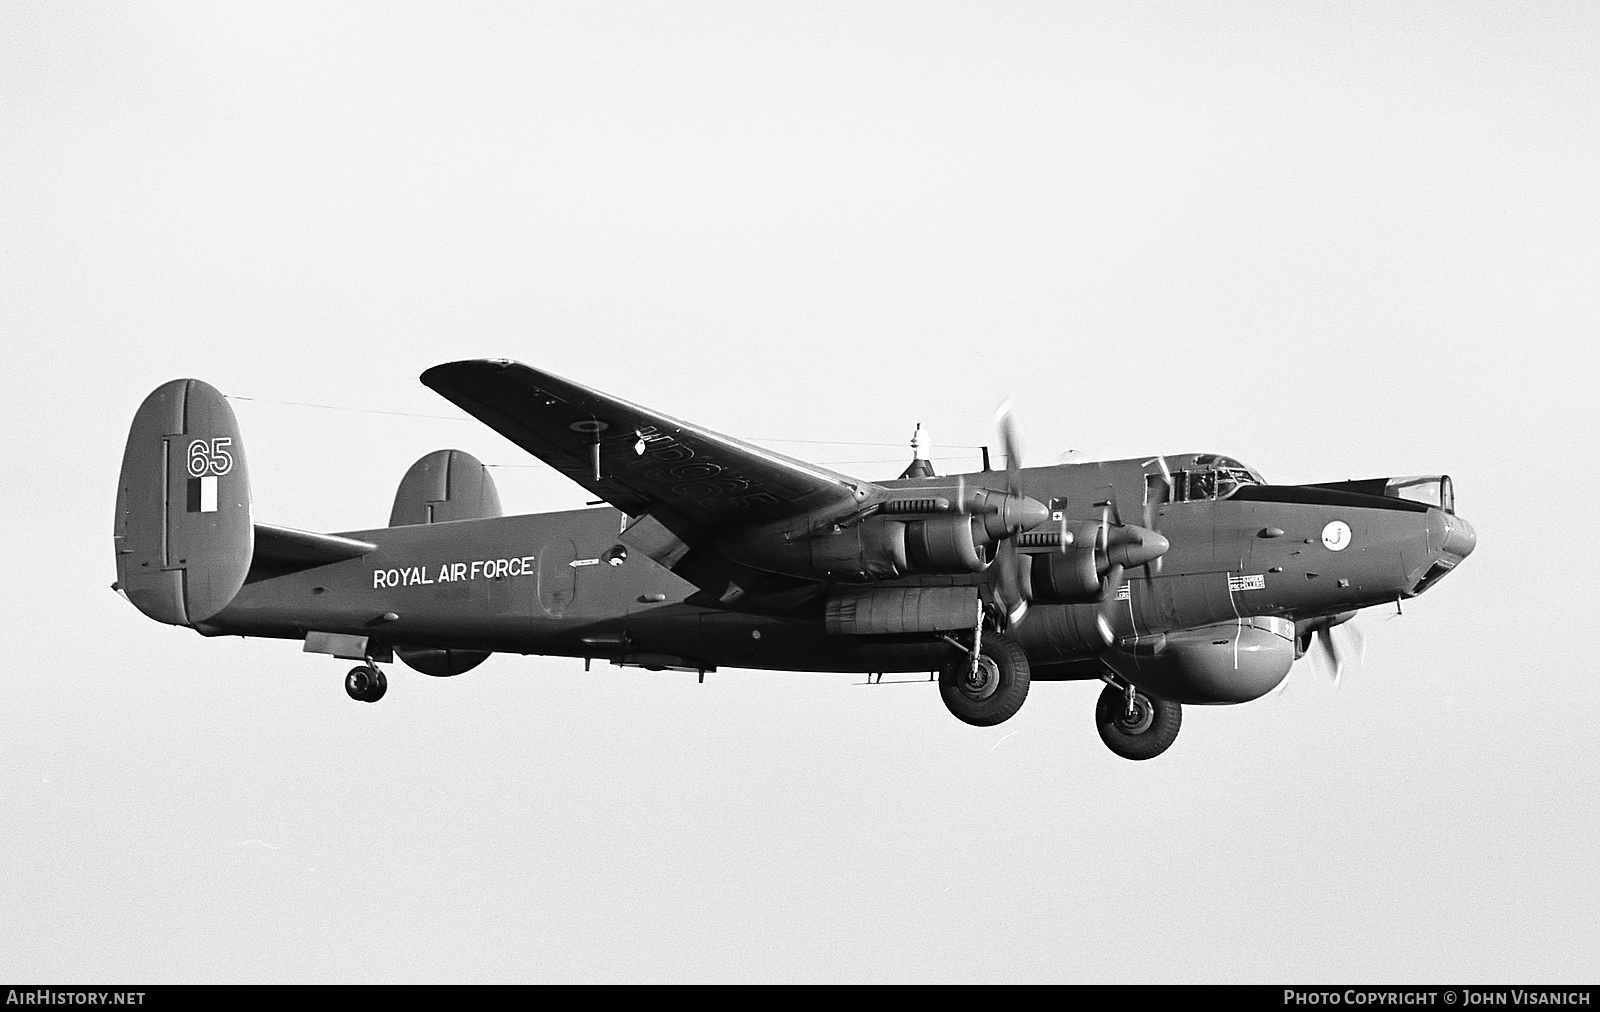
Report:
201,475,218,512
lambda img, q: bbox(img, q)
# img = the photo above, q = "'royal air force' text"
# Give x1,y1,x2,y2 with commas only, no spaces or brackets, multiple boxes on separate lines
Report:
373,557,536,589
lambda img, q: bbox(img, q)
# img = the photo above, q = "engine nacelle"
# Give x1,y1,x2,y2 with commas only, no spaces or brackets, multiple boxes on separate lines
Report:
716,487,1049,582
1028,522,1169,604
903,516,987,574
719,513,991,582
800,513,989,578
1031,547,1100,602
801,517,913,580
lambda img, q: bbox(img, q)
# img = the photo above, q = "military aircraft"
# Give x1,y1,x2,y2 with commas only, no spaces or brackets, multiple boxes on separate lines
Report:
113,360,1476,760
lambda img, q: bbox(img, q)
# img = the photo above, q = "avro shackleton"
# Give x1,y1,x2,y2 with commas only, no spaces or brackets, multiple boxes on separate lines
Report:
114,360,1475,759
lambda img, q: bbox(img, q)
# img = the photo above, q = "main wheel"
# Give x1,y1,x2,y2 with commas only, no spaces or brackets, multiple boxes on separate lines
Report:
345,665,387,703
1094,683,1180,760
939,633,1031,727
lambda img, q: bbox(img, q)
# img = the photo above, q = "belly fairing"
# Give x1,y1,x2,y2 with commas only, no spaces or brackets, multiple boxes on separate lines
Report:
1103,616,1295,704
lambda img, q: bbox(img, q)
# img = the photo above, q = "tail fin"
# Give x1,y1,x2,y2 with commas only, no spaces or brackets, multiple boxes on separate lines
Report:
114,380,253,626
389,449,502,526
389,449,500,677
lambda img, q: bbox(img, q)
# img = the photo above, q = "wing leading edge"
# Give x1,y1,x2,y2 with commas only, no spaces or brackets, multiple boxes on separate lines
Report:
420,359,873,537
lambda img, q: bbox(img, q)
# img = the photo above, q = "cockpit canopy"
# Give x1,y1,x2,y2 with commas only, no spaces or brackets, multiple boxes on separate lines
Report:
1384,475,1455,513
1161,465,1262,503
1310,475,1456,514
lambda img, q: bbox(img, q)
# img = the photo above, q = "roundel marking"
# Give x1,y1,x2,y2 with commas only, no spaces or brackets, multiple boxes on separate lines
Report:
569,419,610,434
1321,520,1352,552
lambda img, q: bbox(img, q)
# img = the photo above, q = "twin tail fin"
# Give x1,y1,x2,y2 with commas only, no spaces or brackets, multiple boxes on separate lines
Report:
114,380,253,626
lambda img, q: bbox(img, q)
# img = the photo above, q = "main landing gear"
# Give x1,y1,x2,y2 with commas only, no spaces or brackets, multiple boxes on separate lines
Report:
939,619,1031,727
345,663,387,703
1094,679,1181,760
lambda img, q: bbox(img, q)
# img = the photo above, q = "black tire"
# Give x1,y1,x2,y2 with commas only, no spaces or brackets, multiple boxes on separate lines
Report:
345,665,387,703
939,633,1031,727
1095,683,1180,760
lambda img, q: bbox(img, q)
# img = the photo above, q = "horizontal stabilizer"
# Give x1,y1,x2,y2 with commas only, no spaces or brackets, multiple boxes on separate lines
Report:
249,523,376,580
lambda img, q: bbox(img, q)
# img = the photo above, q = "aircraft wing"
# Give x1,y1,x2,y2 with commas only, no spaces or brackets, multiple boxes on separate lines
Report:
420,359,873,534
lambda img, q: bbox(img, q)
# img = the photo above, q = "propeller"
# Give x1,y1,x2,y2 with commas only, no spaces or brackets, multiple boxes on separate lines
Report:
1091,562,1127,647
1093,493,1168,574
1084,497,1122,648
993,402,1031,627
1304,611,1366,685
981,412,1166,638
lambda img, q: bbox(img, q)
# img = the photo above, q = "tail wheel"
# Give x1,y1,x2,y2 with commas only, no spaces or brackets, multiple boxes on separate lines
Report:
345,665,387,703
939,633,1031,727
1094,683,1180,760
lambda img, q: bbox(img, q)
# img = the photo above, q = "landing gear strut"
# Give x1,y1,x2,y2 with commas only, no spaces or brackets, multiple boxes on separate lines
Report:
345,664,387,703
1094,680,1180,760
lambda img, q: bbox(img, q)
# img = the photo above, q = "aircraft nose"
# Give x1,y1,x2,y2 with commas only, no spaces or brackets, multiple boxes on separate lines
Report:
1408,508,1476,598
1438,512,1476,562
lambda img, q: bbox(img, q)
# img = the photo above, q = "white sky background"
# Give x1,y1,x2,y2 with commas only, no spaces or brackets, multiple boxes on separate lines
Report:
3,1,1596,983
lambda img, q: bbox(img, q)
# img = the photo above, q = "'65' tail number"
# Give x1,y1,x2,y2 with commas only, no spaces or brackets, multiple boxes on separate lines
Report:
187,438,234,478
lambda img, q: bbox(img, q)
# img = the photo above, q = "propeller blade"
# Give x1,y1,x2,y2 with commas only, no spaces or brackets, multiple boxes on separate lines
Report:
992,401,1030,626
996,537,1029,626
1308,612,1366,685
1318,625,1344,685
995,401,1024,494
1141,456,1172,574
1092,563,1127,647
1334,618,1367,675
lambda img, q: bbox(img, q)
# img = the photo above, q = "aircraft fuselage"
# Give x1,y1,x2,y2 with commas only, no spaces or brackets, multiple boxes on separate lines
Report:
198,454,1473,679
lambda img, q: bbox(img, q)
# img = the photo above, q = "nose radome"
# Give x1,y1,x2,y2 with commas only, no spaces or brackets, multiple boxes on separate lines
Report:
1439,512,1477,562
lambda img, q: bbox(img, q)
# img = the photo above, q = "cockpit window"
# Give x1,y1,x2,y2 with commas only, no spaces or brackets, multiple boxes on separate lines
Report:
1385,475,1454,514
1169,467,1259,503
